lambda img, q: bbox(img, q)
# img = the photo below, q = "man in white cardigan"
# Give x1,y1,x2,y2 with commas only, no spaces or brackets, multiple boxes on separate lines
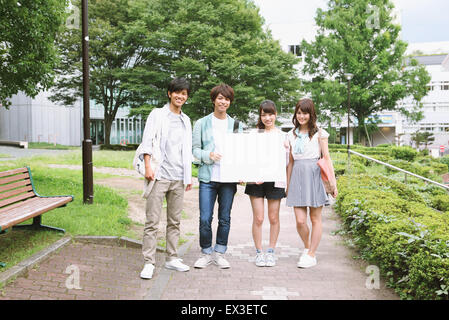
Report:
138,77,193,279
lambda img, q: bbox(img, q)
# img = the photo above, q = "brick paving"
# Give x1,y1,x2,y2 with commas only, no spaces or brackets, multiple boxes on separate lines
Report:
0,184,399,300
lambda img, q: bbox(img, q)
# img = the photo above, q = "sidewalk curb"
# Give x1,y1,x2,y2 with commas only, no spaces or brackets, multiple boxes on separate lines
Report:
144,235,197,300
0,237,72,287
73,235,164,251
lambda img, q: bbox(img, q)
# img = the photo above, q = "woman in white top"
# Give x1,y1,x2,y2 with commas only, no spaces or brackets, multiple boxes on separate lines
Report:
286,98,337,268
244,100,288,267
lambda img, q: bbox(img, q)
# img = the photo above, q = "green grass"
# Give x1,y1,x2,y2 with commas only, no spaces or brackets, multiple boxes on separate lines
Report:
12,149,135,169
0,163,133,272
28,142,78,150
0,149,198,272
0,230,63,274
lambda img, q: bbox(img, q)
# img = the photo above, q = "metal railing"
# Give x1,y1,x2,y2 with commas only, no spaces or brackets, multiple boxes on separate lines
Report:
348,149,449,192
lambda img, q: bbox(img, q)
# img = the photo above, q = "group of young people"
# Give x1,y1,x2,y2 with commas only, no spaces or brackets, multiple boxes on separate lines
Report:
136,77,337,280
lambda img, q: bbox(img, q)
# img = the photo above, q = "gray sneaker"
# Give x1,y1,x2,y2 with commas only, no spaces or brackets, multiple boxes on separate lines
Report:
255,252,266,267
265,251,276,267
194,253,212,269
213,252,230,269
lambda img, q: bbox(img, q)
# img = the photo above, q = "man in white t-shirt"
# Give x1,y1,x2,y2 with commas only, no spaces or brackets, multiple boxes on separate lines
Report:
138,77,193,279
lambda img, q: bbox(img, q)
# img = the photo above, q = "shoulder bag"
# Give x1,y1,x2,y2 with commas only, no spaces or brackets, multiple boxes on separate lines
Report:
317,128,336,194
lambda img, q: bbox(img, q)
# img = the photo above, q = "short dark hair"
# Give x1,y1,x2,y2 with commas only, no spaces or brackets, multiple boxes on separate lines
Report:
210,83,234,103
167,77,190,98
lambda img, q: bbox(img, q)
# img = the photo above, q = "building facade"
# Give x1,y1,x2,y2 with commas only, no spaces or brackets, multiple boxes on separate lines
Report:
0,90,143,146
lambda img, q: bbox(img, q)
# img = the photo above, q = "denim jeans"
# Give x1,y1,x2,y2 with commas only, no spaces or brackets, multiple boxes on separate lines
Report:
199,181,237,254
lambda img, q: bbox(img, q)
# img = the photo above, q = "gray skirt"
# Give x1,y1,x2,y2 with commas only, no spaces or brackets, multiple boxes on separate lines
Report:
286,158,329,208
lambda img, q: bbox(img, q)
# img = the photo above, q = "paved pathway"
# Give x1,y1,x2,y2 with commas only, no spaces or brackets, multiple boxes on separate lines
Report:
0,178,399,300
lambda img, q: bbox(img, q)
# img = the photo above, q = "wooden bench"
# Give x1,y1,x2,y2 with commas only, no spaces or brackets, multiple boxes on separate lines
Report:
0,167,73,234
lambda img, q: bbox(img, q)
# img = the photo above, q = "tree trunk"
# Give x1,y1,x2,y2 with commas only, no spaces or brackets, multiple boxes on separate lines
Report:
103,113,113,147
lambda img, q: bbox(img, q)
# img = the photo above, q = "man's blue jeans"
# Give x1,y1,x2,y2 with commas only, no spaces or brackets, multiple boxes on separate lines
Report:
199,181,237,254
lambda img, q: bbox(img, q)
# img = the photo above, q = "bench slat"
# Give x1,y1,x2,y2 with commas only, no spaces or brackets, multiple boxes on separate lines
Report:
0,191,35,208
0,173,30,186
0,196,41,214
0,185,34,201
0,179,31,193
0,196,72,230
0,167,28,178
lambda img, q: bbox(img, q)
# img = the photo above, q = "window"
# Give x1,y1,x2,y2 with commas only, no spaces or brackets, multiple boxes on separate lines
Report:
289,45,301,56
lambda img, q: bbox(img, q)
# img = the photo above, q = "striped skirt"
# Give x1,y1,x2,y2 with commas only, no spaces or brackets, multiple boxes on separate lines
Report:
286,158,329,208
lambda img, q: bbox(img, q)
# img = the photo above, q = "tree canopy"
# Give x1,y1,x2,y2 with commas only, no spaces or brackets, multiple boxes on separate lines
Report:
135,0,301,122
50,0,301,145
300,0,430,144
0,0,68,107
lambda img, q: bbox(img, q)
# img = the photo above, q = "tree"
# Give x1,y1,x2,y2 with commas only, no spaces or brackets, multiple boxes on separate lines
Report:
50,0,168,146
51,0,301,145
411,131,434,149
0,0,68,107
130,0,301,123
300,0,431,144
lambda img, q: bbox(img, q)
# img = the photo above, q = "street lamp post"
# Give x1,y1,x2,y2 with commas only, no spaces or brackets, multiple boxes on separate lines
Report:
81,0,93,204
344,73,353,167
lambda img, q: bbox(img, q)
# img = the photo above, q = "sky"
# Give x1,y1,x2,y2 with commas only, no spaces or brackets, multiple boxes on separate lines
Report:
252,0,449,44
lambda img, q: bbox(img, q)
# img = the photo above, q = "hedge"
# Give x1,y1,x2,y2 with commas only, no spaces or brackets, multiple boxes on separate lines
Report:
100,144,139,151
335,174,449,300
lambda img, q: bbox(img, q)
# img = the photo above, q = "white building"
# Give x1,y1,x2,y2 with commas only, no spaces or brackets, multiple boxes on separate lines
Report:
0,90,143,146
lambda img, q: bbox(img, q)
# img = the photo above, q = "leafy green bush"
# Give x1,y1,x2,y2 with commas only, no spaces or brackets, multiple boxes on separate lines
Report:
390,146,418,162
431,162,448,175
376,143,393,148
100,144,139,151
333,161,366,177
439,156,449,167
336,174,449,300
430,194,449,212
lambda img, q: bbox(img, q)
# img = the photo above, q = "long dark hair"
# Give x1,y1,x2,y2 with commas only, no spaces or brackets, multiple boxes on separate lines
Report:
257,100,277,129
292,98,318,139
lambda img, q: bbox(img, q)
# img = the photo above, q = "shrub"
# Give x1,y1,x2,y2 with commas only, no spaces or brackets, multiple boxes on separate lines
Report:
100,144,139,151
335,173,449,299
390,146,418,162
376,143,393,148
430,194,449,212
430,162,448,175
439,156,449,167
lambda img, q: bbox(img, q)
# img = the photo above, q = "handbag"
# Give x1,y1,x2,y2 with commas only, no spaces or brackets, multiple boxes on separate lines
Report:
133,109,163,198
317,128,336,195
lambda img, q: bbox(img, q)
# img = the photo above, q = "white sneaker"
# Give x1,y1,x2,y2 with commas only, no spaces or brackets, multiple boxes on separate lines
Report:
213,252,230,269
255,252,266,267
301,248,309,257
194,253,212,269
265,252,276,267
165,258,190,272
140,263,155,279
297,254,317,268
